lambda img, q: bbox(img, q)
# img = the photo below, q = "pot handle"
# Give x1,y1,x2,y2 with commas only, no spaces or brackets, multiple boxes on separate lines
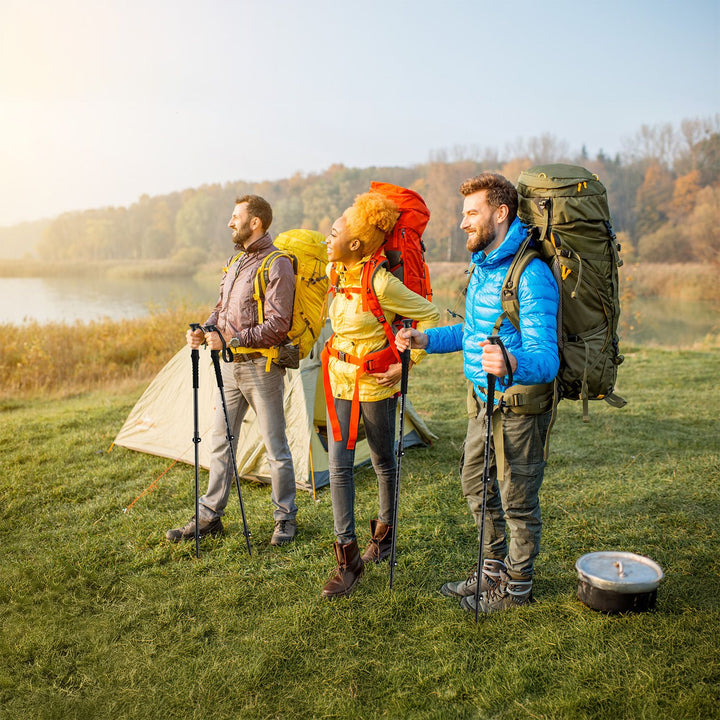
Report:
613,561,626,578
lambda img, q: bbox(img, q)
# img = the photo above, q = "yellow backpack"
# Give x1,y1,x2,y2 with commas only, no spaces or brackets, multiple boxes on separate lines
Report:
241,229,328,369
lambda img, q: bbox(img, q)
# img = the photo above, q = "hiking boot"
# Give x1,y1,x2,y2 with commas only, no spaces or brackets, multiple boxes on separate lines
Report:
460,570,533,615
361,519,393,564
440,559,506,598
322,540,364,599
165,515,224,543
270,519,297,546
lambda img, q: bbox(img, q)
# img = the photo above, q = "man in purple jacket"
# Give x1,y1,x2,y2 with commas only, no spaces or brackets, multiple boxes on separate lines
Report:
397,173,559,614
167,195,298,547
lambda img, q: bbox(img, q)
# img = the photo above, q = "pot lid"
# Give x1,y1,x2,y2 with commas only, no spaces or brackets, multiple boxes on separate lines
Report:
575,551,664,593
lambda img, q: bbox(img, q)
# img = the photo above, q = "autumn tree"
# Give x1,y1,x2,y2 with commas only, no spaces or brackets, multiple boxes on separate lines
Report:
423,156,479,261
633,162,675,239
671,171,702,219
683,185,720,265
25,117,720,267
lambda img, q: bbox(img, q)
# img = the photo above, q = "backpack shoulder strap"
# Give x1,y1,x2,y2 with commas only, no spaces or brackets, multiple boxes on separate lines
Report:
359,250,401,363
360,250,387,315
222,251,244,274
255,250,296,324
493,236,542,334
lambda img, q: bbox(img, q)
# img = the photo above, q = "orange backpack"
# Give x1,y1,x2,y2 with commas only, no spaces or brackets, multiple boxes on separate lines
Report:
322,182,433,449
370,181,432,308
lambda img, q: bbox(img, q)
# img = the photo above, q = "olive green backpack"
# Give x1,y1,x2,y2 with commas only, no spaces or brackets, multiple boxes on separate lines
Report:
497,164,627,422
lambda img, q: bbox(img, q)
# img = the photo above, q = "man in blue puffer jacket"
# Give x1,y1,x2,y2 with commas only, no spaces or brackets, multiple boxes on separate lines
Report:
397,172,559,614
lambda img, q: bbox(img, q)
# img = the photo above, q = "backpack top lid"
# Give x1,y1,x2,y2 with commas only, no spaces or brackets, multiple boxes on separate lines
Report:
518,164,598,189
517,163,611,226
369,181,430,238
274,229,328,265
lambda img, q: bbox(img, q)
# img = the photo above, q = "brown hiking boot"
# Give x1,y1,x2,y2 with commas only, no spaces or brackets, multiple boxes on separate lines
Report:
440,559,506,598
270,519,297,546
165,515,224,543
361,519,393,564
321,540,364,599
460,570,533,615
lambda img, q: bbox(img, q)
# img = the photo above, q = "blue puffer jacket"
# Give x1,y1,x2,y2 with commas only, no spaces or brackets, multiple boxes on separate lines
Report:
425,217,559,403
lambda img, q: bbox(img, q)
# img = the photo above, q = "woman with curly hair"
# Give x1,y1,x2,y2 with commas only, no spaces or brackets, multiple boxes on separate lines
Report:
321,191,439,599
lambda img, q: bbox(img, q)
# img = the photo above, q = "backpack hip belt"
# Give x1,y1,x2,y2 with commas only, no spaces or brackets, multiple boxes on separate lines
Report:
321,339,399,451
227,345,279,372
497,381,555,415
469,381,557,483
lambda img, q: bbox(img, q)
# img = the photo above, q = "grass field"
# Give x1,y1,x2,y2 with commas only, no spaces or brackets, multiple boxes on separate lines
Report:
1,343,719,719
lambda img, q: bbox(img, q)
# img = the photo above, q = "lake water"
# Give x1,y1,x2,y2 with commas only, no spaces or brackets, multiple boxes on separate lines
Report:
0,276,214,325
0,277,717,347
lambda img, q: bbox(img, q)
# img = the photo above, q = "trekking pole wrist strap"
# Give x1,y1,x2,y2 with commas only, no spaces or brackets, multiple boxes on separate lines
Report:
202,324,234,363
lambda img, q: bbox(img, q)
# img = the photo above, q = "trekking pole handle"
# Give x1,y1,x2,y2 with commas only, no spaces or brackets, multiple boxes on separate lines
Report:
203,323,234,364
487,335,513,388
189,324,202,389
400,319,413,395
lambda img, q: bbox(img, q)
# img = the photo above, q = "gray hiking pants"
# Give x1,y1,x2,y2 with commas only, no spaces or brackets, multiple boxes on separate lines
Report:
199,358,297,523
461,394,552,581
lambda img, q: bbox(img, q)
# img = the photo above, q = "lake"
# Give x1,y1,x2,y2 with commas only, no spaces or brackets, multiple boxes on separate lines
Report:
0,276,214,325
0,277,717,347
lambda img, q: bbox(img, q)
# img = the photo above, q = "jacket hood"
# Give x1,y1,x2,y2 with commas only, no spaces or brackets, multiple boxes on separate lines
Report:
471,217,526,268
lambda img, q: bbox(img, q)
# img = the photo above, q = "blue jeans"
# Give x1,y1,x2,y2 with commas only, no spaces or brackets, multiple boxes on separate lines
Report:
328,396,397,544
200,358,297,523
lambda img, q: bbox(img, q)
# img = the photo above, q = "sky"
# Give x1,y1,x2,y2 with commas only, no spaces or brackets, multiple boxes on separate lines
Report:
1,0,718,227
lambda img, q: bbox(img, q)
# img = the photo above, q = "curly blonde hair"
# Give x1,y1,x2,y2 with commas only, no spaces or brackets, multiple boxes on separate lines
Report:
343,192,399,256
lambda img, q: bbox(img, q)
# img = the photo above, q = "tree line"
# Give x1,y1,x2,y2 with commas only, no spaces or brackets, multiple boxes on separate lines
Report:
23,116,720,266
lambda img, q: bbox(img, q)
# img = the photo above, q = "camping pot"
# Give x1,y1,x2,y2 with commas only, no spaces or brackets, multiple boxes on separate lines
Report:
575,551,664,613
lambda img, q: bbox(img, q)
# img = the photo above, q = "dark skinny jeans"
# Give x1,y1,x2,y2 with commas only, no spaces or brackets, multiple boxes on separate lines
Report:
328,396,397,545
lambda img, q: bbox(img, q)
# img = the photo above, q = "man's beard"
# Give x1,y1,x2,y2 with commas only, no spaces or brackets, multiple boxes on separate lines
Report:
465,219,496,253
232,220,253,250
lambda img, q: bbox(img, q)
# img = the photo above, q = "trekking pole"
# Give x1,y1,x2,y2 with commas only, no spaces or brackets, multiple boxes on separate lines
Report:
473,335,512,621
189,323,203,559
203,324,252,557
389,319,413,589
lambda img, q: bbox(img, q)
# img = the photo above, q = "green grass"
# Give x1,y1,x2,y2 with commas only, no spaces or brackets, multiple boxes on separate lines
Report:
1,349,719,720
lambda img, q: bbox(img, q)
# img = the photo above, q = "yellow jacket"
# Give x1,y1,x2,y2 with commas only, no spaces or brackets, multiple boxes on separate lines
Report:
327,258,440,402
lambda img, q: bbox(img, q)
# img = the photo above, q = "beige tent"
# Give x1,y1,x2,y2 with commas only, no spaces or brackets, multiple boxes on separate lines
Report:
114,328,436,495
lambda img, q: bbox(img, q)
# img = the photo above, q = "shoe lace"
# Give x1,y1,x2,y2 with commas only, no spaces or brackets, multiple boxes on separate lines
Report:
486,579,508,603
275,520,288,534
